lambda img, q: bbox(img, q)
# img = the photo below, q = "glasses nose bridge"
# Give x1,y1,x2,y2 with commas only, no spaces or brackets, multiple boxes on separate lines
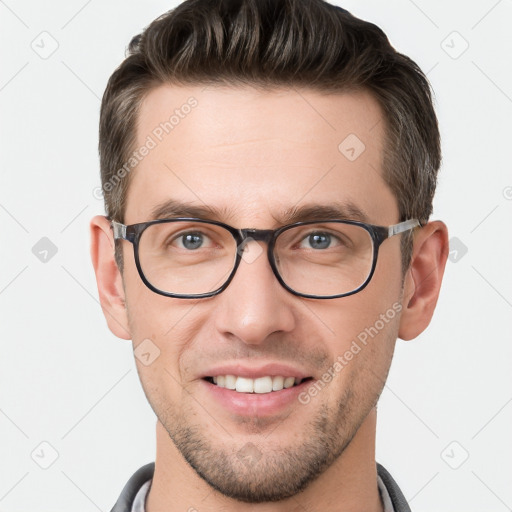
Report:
233,228,279,289
238,228,275,247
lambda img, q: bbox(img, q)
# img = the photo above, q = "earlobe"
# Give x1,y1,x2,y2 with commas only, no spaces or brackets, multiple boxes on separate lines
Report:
398,220,449,341
90,215,131,340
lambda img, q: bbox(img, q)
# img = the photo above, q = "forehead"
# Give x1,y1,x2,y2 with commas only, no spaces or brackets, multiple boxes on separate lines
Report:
124,84,398,226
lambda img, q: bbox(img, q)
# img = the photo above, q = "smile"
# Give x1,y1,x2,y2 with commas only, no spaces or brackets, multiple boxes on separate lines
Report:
204,375,313,394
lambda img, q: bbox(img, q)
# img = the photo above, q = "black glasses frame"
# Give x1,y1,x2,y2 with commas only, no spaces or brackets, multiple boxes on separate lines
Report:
112,217,421,300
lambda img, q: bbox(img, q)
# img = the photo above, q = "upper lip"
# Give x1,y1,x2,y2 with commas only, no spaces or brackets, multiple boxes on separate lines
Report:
201,363,313,380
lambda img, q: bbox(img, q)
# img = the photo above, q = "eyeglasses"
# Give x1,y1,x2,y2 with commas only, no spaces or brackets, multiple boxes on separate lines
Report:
112,217,420,300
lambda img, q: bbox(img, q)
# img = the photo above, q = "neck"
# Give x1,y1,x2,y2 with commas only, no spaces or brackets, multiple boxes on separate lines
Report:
146,408,383,512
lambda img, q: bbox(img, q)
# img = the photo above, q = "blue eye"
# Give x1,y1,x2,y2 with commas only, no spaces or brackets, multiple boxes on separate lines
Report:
299,232,341,250
177,232,206,250
306,233,331,250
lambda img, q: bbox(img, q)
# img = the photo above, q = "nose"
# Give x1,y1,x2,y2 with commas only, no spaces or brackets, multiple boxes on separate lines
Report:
213,239,296,346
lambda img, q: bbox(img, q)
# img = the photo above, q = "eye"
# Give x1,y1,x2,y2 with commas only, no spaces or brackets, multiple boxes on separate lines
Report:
173,231,212,250
299,232,342,250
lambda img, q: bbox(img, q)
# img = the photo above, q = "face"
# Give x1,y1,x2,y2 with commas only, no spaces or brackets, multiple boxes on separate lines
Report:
120,85,405,501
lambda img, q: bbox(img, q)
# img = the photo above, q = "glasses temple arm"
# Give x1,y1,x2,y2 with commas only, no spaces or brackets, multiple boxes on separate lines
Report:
387,219,421,237
111,221,127,240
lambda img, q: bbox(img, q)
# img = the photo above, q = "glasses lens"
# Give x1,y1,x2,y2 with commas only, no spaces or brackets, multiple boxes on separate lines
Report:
138,221,237,296
274,222,374,297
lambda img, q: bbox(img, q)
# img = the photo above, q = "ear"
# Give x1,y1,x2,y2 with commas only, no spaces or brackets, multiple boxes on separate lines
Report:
398,220,449,341
90,215,131,340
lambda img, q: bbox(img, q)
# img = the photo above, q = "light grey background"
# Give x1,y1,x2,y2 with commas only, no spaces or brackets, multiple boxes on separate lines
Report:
1,0,511,510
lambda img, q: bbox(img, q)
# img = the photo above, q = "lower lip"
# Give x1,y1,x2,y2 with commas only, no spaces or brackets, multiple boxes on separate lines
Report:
201,379,312,417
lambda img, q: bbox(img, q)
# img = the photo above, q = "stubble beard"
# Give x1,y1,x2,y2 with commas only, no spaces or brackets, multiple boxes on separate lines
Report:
159,379,380,503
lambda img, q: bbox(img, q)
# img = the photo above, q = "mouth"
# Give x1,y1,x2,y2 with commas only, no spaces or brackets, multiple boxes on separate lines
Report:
203,375,314,394
200,366,317,416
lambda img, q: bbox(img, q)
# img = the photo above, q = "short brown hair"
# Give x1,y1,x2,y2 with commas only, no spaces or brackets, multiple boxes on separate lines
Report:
99,0,441,272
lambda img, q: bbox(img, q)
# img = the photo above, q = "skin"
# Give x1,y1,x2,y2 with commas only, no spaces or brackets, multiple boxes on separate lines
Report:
91,85,449,511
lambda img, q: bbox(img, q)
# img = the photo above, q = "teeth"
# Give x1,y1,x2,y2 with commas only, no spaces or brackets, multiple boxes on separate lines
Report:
254,376,273,394
235,377,254,393
284,377,295,389
211,375,302,393
272,376,284,391
224,374,236,390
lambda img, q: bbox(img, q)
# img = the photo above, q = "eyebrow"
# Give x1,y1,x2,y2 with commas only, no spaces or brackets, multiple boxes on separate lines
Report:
150,199,370,226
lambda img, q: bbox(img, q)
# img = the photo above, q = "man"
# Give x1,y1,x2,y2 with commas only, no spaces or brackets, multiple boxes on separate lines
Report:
90,0,449,510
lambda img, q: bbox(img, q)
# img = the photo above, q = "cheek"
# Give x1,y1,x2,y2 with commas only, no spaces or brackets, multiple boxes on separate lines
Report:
345,251,403,359
313,246,403,394
123,255,185,341
319,306,399,414
123,263,204,390
130,317,189,417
